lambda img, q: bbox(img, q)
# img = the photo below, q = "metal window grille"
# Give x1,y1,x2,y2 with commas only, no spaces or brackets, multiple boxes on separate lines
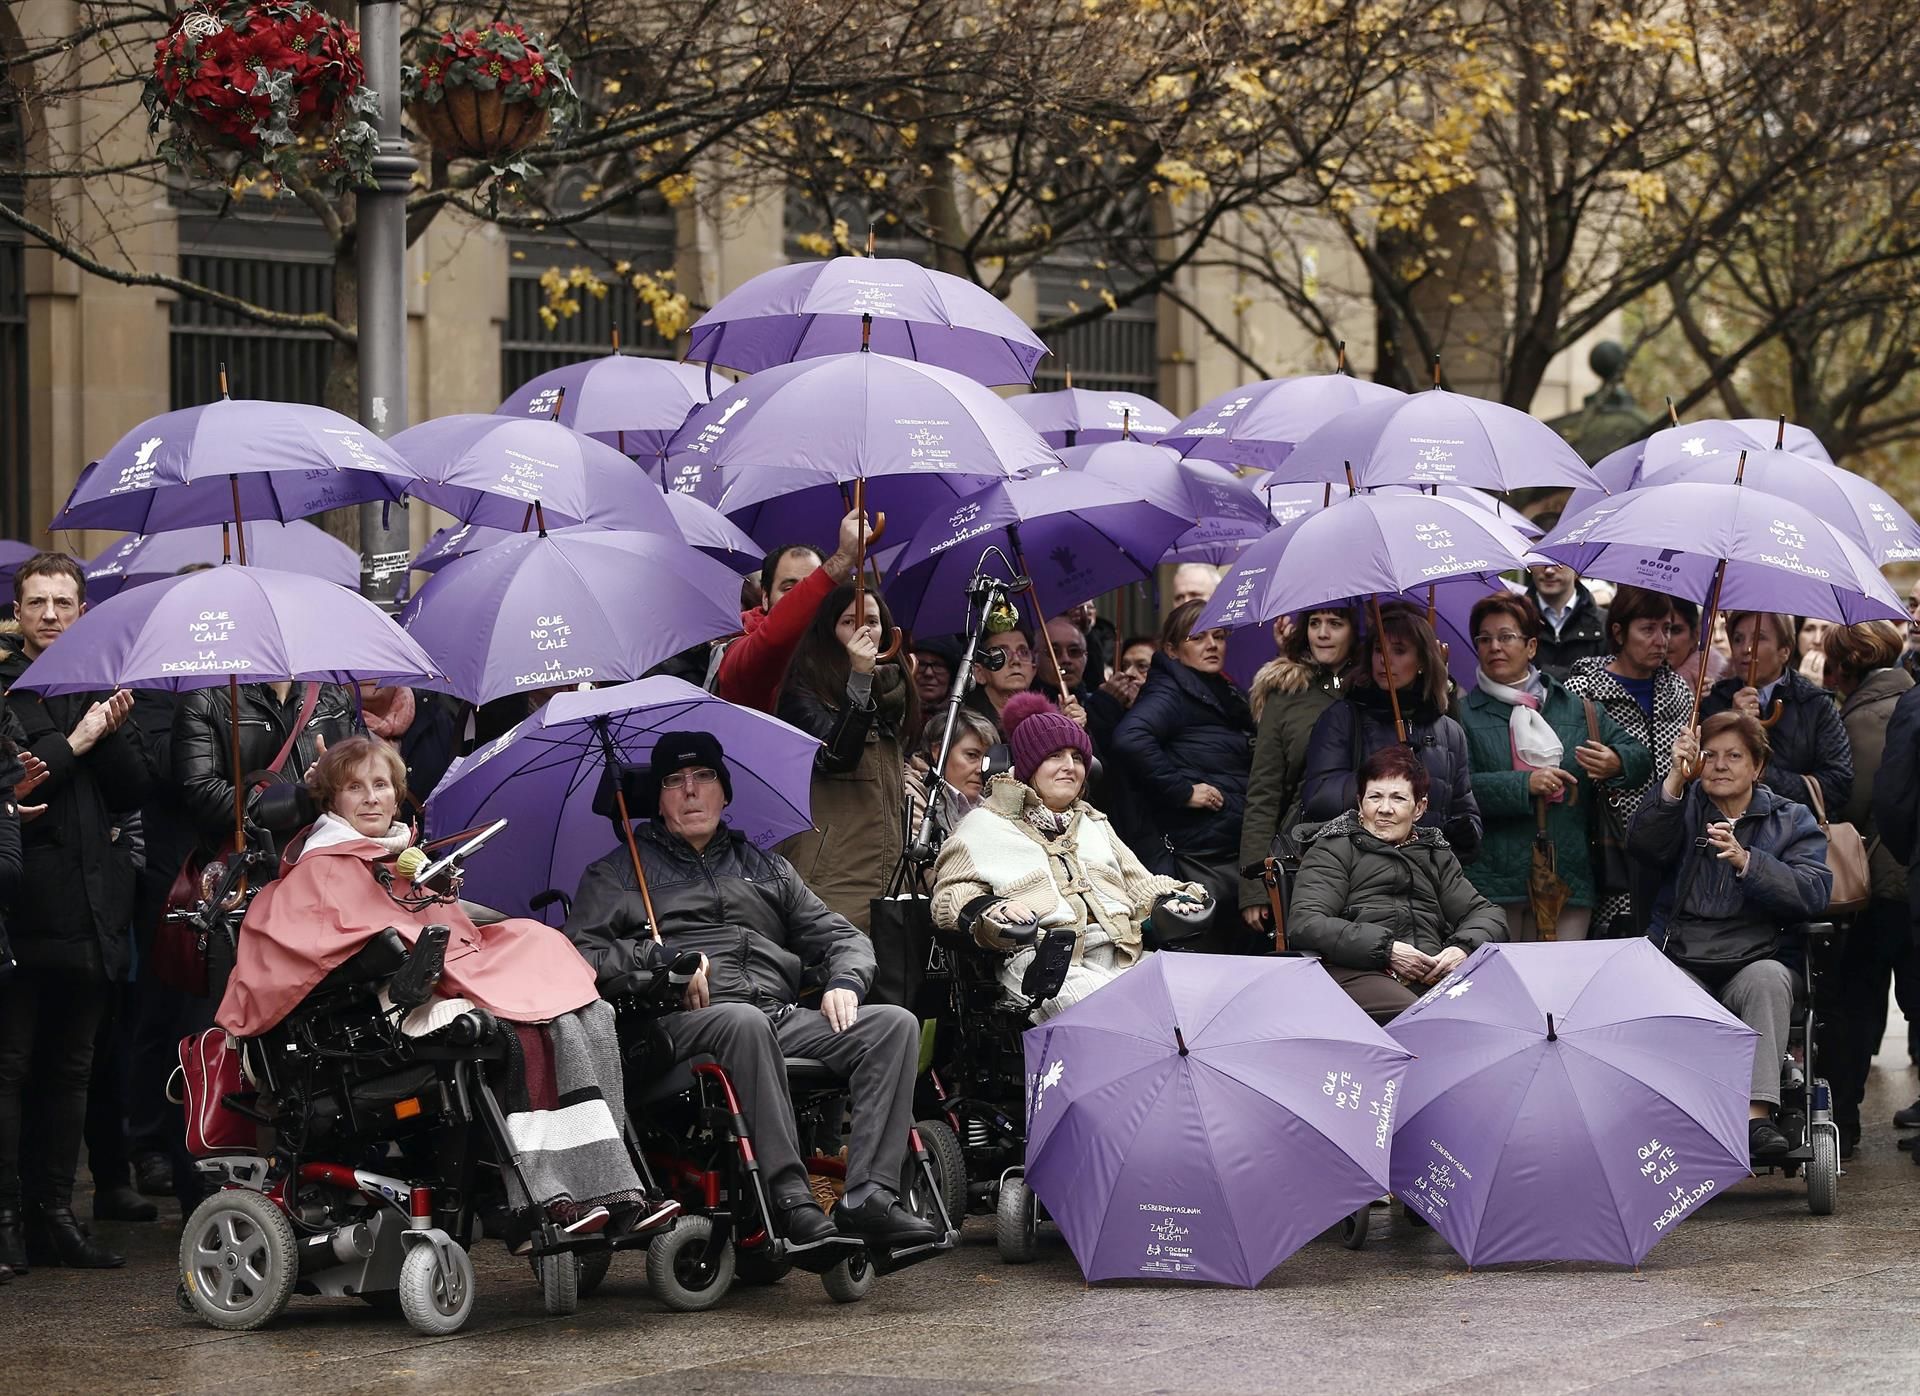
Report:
170,207,335,408
0,102,27,539
1030,261,1159,394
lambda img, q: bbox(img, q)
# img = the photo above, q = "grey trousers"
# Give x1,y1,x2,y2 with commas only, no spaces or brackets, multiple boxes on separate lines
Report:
1681,959,1796,1105
661,1000,919,1207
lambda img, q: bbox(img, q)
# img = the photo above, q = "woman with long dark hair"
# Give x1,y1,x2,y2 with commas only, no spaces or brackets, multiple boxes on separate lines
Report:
775,582,920,932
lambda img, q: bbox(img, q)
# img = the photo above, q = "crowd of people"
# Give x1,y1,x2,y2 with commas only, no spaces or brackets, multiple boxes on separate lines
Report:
3,534,1920,1289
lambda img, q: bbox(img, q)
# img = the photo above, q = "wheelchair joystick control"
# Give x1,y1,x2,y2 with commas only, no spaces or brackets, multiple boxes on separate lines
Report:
388,925,450,1012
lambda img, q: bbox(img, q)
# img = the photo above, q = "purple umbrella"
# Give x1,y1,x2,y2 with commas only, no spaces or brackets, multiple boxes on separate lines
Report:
1539,480,1906,626
425,676,819,921
1284,388,1596,492
49,400,417,534
1638,417,1832,473
495,354,715,461
400,530,742,705
1010,388,1180,446
1371,483,1546,540
884,471,1192,638
1389,940,1756,1267
0,540,45,588
1024,953,1413,1286
414,494,759,577
1556,442,1643,524
85,520,359,600
686,464,998,554
1056,441,1275,566
685,256,1048,386
1167,374,1406,473
392,415,669,532
1639,449,1920,566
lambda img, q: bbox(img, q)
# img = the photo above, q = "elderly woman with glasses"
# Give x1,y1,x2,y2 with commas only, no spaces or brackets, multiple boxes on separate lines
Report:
1456,592,1650,941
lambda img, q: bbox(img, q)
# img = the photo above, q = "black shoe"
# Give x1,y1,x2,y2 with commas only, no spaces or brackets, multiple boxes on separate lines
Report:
1839,1120,1861,1160
0,1208,25,1273
1748,1118,1792,1160
0,1262,12,1285
831,1191,942,1249
93,1185,158,1223
1895,1097,1920,1129
777,1199,839,1248
24,1206,125,1269
133,1152,173,1198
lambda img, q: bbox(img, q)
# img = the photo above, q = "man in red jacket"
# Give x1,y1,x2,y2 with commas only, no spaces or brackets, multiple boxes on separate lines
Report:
715,510,867,713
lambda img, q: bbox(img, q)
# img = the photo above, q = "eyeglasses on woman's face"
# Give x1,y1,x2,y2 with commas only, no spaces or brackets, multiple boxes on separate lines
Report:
1472,630,1527,650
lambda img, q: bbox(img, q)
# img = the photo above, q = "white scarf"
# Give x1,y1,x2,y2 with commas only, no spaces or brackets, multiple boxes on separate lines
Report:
1475,668,1563,771
300,811,414,861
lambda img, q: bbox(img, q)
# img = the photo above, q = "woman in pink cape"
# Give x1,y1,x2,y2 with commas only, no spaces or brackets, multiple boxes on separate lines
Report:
218,736,645,1240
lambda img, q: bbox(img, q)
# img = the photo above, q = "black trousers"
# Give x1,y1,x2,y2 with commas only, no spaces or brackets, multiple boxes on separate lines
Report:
1820,898,1915,1126
0,968,112,1210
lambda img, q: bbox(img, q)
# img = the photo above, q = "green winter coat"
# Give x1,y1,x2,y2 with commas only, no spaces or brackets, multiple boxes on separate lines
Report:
1456,672,1651,909
1288,811,1507,969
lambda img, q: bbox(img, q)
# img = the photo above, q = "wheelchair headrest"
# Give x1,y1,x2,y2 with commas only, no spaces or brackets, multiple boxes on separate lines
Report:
252,781,319,839
592,761,653,824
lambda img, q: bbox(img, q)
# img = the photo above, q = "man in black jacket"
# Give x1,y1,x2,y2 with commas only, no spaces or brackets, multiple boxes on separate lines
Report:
170,680,358,850
564,732,937,1251
0,553,152,1272
1526,562,1609,680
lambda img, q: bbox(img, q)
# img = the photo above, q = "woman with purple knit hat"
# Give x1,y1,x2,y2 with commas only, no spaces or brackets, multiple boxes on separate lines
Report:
930,692,1212,1021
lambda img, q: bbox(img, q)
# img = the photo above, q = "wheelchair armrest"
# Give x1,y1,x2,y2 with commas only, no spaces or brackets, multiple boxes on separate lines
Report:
1793,921,1838,940
314,928,412,995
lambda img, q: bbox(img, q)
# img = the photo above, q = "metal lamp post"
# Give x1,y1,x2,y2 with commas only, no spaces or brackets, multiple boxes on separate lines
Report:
355,0,417,610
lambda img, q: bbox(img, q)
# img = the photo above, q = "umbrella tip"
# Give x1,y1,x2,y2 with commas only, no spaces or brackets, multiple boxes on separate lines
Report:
1546,1013,1557,1042
1336,339,1347,373
1174,1027,1189,1057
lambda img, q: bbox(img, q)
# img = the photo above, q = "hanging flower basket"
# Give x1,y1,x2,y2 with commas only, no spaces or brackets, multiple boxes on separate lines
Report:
403,22,579,163
143,1,376,188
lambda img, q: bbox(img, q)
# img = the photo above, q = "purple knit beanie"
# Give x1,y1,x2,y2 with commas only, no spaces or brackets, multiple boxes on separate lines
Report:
1002,691,1093,785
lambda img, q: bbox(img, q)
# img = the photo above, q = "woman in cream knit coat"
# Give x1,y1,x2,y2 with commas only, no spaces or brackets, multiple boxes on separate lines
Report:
931,693,1210,1020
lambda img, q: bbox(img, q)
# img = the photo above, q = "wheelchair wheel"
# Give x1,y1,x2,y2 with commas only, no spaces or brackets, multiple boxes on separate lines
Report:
1808,1127,1839,1216
178,1189,299,1331
534,1249,579,1315
905,1119,967,1230
576,1248,614,1299
398,1241,476,1336
821,1246,875,1304
995,1175,1039,1264
646,1217,735,1312
1341,1203,1371,1250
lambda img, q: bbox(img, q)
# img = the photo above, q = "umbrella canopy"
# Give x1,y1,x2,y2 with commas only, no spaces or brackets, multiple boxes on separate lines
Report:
10,564,443,696
85,521,359,601
1389,940,1756,1267
0,540,46,588
1370,483,1546,540
685,256,1048,386
885,471,1192,635
1057,441,1275,567
1024,954,1414,1286
1167,375,1405,473
494,354,715,460
1283,388,1595,492
425,676,819,920
1010,388,1180,446
1637,417,1833,473
1638,449,1920,566
1194,493,1536,634
664,351,1058,484
400,530,742,704
392,415,675,532
414,495,757,576
686,464,1005,554
49,401,417,533
1539,481,1906,624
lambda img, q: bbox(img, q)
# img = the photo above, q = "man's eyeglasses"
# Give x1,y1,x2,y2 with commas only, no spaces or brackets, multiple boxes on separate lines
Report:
1473,630,1527,649
989,645,1034,663
662,767,721,791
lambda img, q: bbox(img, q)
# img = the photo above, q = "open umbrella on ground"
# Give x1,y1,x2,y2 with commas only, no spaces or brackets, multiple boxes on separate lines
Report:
1388,939,1756,1268
1024,953,1413,1286
884,471,1192,657
1282,384,1596,493
1010,387,1180,446
1166,374,1406,473
391,414,679,533
85,520,359,600
495,352,715,466
685,255,1048,386
11,564,443,848
49,398,418,535
400,529,742,705
425,676,819,922
1056,441,1275,566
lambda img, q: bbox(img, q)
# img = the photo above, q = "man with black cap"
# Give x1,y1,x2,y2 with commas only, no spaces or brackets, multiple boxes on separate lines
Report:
563,731,938,1251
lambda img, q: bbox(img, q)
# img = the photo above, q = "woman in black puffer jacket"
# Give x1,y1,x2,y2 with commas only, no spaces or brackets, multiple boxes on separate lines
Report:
1300,603,1481,863
1111,599,1254,927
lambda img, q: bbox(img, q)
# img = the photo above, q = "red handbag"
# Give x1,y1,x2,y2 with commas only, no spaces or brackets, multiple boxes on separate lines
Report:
175,1028,256,1156
150,684,321,995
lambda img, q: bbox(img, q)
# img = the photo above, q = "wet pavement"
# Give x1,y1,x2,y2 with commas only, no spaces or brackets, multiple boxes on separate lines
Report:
10,1018,1920,1395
